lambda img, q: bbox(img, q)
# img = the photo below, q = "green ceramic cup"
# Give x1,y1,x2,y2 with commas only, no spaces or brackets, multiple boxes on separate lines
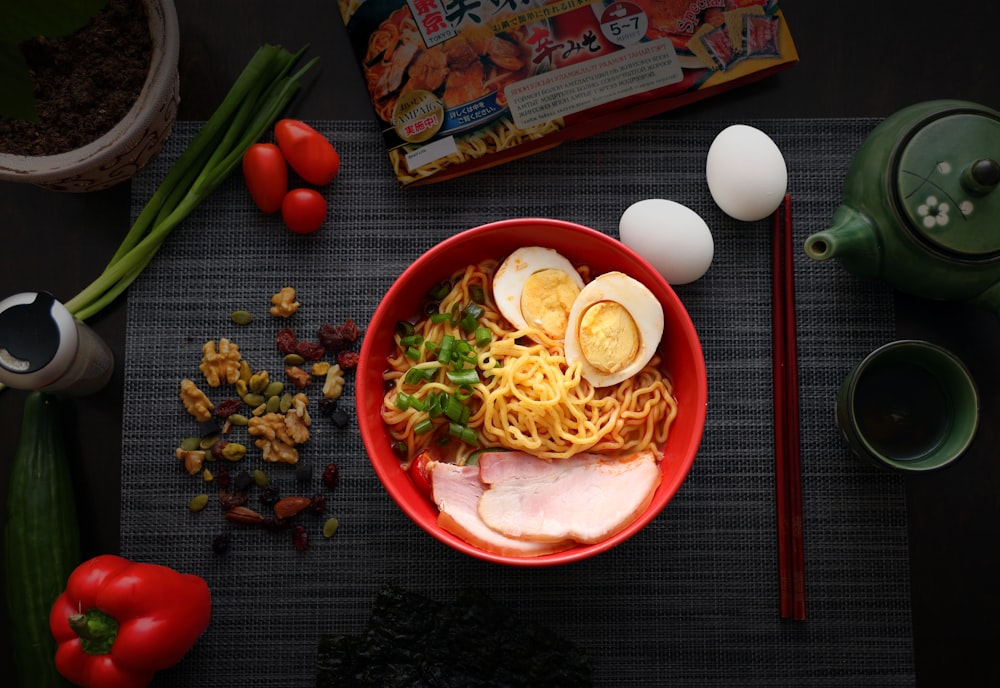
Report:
836,340,979,472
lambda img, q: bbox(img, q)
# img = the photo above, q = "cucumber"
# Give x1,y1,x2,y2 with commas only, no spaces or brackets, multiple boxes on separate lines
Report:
4,391,80,687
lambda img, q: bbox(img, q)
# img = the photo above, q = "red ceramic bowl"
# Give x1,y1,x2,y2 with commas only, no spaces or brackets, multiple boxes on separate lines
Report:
356,219,708,566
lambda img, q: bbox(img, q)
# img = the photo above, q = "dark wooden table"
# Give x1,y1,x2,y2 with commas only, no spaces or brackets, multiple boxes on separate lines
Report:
2,1,998,684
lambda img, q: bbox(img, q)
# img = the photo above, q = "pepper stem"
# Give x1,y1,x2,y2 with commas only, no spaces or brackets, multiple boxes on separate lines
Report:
67,609,119,655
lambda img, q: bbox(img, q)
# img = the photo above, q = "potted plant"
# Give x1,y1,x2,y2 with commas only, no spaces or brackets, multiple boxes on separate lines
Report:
0,0,180,192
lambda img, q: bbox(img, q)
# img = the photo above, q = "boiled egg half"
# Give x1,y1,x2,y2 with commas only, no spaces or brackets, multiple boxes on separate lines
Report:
564,272,664,387
493,247,584,339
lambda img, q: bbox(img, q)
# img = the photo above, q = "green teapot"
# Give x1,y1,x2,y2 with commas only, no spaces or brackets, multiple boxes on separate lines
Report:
804,100,1000,316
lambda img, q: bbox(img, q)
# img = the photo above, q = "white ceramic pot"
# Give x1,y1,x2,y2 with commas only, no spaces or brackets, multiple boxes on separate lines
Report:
0,0,180,192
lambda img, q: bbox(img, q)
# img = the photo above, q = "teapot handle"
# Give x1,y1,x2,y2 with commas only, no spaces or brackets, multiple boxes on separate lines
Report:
972,279,1000,320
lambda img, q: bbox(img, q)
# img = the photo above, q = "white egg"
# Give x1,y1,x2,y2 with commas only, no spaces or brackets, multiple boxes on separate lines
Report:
564,272,664,388
619,199,714,284
492,246,584,339
706,124,787,222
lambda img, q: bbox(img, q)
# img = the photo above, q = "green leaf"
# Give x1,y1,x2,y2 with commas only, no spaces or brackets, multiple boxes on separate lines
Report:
1,0,110,42
0,43,38,121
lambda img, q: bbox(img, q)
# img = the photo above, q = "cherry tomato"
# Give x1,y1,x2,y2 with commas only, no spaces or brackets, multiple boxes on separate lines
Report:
241,143,287,214
274,119,340,185
408,450,434,499
281,188,327,234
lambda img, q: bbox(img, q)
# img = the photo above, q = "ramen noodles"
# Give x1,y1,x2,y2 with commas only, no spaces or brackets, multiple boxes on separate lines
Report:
381,259,677,463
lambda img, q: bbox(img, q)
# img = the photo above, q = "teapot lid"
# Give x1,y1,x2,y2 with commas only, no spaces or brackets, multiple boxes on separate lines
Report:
895,110,1000,258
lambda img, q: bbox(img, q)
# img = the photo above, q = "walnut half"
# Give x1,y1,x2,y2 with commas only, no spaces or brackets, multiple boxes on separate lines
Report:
179,378,214,422
248,412,301,464
199,338,242,387
269,286,300,318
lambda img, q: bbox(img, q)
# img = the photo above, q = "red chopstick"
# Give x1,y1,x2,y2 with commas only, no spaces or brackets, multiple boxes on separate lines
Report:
771,193,806,621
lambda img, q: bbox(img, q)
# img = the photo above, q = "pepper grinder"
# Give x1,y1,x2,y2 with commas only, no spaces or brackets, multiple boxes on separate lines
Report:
0,292,114,395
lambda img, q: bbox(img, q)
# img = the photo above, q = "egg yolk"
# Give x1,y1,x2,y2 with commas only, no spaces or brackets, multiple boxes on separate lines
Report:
577,301,640,374
519,269,580,338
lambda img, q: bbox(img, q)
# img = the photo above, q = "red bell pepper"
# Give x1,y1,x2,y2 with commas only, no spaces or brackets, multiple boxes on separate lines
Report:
49,554,212,688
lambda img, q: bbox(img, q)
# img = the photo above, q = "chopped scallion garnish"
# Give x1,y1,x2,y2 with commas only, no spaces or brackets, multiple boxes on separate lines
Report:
446,369,479,387
437,334,455,364
443,394,466,423
448,422,478,445
475,327,492,347
428,280,452,301
403,367,433,385
470,284,485,304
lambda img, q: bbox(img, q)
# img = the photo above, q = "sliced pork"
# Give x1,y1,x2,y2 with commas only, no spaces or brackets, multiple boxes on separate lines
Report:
477,450,662,544
428,461,573,557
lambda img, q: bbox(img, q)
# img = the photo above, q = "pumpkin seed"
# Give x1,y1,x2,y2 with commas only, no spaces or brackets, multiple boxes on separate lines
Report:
322,517,340,538
249,371,270,394
266,395,281,413
239,360,252,383
180,436,201,452
279,392,293,413
283,353,305,366
253,469,269,487
199,434,220,450
230,310,254,325
243,393,265,407
229,413,249,426
189,494,210,512
263,381,284,398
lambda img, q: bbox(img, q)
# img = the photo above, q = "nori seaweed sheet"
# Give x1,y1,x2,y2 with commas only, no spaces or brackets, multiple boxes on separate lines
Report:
316,585,594,687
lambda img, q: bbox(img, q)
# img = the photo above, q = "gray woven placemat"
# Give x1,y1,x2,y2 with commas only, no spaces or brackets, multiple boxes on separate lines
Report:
121,118,909,686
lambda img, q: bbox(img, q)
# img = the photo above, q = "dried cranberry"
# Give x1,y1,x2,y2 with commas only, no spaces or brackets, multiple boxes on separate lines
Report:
211,533,230,555
215,399,243,420
317,320,361,352
317,398,338,417
216,465,231,490
322,463,340,491
309,493,327,515
276,327,298,354
219,490,248,511
294,340,325,361
292,524,309,551
336,350,360,369
210,439,229,461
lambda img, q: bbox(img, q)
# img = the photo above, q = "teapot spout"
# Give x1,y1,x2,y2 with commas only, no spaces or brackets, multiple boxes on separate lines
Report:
804,205,882,278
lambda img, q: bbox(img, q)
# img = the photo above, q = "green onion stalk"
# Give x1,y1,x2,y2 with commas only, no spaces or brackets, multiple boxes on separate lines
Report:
65,44,317,319
0,44,317,393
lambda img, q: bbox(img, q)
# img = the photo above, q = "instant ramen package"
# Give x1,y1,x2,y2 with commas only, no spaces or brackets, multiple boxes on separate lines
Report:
339,0,798,185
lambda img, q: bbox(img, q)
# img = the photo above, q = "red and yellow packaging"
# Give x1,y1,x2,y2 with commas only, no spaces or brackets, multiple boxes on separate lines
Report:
339,0,798,185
